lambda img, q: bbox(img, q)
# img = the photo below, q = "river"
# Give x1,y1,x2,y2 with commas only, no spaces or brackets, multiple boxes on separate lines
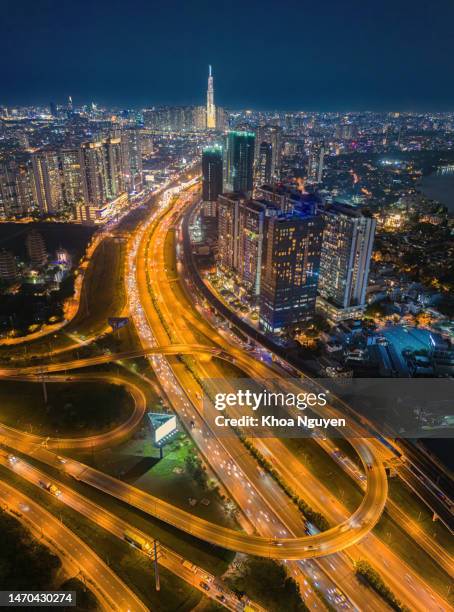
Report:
419,165,454,213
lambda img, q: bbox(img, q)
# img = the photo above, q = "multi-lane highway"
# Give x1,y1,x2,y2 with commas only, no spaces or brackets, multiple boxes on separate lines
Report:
0,479,147,612
0,451,260,612
1,175,452,612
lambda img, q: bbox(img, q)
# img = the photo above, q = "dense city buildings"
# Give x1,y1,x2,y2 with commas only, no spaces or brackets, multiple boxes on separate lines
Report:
1,1,454,610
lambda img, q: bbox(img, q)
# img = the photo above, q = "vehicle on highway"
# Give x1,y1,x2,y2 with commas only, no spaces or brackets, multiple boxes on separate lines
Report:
38,480,61,496
182,560,197,573
124,530,152,555
200,581,210,591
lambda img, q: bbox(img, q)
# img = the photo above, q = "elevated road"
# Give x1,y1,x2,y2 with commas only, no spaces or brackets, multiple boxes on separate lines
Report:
0,479,148,612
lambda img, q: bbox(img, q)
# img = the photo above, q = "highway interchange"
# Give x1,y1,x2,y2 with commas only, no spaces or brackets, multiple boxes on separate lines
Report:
0,175,452,611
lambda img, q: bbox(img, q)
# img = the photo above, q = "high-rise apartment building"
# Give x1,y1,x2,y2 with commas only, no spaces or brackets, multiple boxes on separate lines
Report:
32,150,64,215
217,193,243,272
0,158,37,218
217,189,324,330
255,125,282,180
121,129,143,193
237,198,277,295
256,141,272,186
26,229,47,267
216,106,226,131
0,250,18,281
259,209,324,333
80,141,109,207
307,142,325,184
317,202,376,321
206,65,216,129
60,148,83,209
224,131,255,196
104,137,124,198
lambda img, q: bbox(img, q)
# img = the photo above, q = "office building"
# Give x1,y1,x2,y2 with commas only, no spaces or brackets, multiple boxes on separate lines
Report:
26,230,47,267
206,65,216,129
224,131,255,196
317,202,376,321
202,145,223,206
259,209,323,333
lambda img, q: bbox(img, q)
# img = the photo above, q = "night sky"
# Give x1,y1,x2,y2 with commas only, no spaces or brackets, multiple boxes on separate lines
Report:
1,0,453,111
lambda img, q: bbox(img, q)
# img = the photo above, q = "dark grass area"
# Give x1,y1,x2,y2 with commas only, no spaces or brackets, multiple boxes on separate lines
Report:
0,379,134,437
0,509,61,590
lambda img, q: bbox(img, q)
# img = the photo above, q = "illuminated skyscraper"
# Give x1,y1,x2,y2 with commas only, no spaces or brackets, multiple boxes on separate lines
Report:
259,209,323,333
206,65,216,129
318,202,376,320
224,131,255,196
217,193,243,271
256,141,272,186
307,142,325,184
202,146,223,216
32,150,64,215
60,148,83,209
255,125,282,180
121,129,143,193
0,157,38,218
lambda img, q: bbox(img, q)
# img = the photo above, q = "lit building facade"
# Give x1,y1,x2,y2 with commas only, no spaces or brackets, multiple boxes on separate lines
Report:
32,150,64,215
318,202,376,320
256,141,272,186
224,131,255,196
307,141,325,184
202,145,223,216
206,65,216,129
259,210,324,332
255,125,282,180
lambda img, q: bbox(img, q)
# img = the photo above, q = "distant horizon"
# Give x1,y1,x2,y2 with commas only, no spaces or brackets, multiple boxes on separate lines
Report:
2,0,454,112
2,99,454,114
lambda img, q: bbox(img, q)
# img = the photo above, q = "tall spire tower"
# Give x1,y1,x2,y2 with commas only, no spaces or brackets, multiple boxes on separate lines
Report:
206,65,216,129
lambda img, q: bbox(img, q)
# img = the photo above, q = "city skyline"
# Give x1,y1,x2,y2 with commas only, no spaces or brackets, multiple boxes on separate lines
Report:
1,0,454,111
0,4,453,611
